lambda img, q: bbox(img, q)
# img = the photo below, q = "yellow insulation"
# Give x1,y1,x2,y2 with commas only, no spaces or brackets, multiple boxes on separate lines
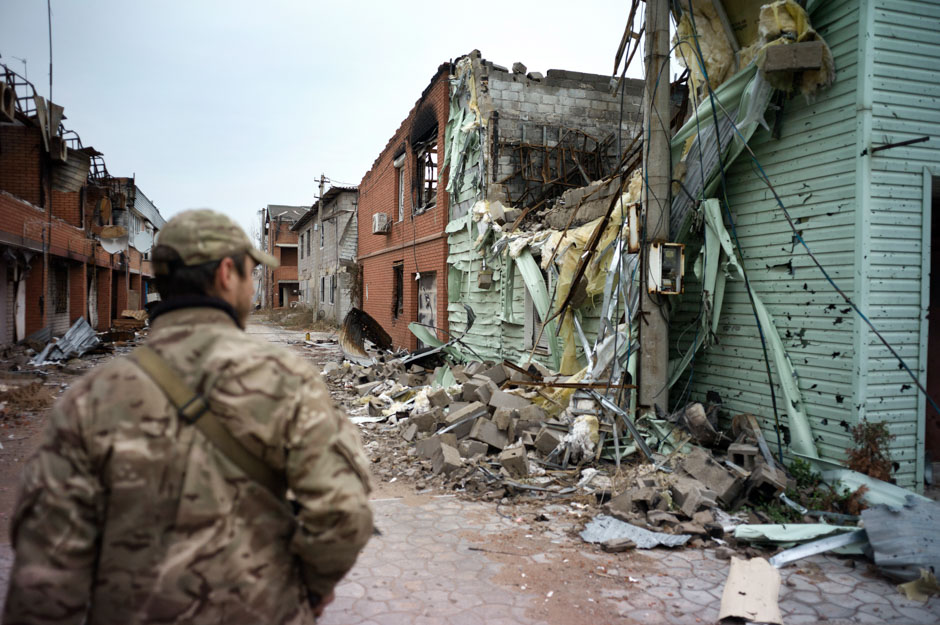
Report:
541,170,643,374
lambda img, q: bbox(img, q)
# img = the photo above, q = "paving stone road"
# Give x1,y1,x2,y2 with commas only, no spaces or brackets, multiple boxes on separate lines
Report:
0,321,937,623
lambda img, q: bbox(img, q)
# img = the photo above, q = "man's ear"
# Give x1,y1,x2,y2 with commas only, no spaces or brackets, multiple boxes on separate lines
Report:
214,257,237,294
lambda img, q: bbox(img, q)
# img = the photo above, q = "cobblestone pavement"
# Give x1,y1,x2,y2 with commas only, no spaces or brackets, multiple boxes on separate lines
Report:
0,321,938,623
315,494,940,625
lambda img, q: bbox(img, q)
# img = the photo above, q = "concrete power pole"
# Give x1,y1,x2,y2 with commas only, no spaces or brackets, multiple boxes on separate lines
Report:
638,0,671,413
316,174,325,311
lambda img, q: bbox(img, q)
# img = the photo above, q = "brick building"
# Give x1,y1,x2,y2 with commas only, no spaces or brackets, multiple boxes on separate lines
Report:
260,204,305,308
0,65,164,345
292,185,358,324
358,63,451,351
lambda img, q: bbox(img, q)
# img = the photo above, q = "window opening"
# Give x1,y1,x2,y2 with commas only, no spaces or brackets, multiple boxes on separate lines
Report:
414,129,438,212
398,166,405,222
392,262,404,319
330,274,336,304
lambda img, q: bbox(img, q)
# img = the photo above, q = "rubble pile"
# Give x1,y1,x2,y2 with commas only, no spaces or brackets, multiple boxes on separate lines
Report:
324,353,807,541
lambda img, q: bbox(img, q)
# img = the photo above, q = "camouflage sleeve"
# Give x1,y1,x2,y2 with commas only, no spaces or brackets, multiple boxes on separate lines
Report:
4,398,101,624
286,374,373,599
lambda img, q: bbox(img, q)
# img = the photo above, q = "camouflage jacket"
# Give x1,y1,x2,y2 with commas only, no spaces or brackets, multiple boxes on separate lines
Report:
4,306,373,624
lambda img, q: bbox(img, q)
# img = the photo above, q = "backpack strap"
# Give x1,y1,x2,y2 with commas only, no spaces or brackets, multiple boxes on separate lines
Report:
131,345,287,499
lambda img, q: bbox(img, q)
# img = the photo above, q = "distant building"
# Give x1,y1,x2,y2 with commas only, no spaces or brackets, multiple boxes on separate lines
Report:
292,186,358,324
260,204,306,308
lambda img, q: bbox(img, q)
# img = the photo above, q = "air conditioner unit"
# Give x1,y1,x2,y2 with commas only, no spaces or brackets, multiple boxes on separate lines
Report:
372,212,390,234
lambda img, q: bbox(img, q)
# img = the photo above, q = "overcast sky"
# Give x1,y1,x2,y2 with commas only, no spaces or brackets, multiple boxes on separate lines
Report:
1,0,645,238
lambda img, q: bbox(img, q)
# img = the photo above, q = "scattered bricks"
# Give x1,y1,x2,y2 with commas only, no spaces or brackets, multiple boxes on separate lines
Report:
465,361,487,376
321,362,341,377
517,403,546,423
481,364,508,386
409,364,426,375
416,434,458,460
451,366,470,383
670,477,718,518
443,402,488,439
499,446,528,478
678,522,707,536
458,439,488,459
469,418,509,450
410,411,438,433
520,431,536,448
357,381,382,396
534,427,562,455
743,463,787,502
401,422,418,442
461,379,485,403
527,71,544,81
428,388,450,408
504,208,522,225
488,389,531,412
679,447,744,506
367,399,385,417
473,380,498,405
692,510,715,526
431,443,462,475
492,407,516,431
512,61,527,74
647,511,680,528
728,442,760,472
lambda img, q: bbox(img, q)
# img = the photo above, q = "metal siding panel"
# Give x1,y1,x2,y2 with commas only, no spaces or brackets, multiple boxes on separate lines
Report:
675,0,862,466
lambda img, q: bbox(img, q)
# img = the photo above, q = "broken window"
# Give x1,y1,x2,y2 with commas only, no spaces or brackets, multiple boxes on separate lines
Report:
394,150,406,222
392,262,404,319
413,128,438,212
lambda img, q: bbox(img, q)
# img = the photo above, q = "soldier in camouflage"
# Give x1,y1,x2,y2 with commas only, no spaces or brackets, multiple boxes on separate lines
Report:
4,209,373,624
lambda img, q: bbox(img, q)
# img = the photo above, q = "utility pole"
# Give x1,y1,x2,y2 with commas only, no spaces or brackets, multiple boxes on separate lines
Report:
316,174,325,311
638,0,671,413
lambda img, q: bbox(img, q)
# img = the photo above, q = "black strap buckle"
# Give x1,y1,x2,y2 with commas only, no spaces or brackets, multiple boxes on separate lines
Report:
178,395,210,424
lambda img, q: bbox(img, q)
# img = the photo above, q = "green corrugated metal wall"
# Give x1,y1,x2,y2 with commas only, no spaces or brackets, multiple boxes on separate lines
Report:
860,0,940,486
676,0,940,488
675,0,863,474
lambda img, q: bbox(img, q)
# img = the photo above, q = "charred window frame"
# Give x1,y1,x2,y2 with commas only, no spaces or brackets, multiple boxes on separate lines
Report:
392,262,404,319
412,129,438,214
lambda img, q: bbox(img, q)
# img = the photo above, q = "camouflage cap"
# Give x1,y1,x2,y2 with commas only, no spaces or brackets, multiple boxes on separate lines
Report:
155,209,278,272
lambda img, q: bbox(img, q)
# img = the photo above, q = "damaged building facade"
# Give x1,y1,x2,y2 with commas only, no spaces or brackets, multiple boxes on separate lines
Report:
664,0,940,490
0,65,165,345
357,65,451,351
293,185,358,323
260,204,305,308
438,50,651,371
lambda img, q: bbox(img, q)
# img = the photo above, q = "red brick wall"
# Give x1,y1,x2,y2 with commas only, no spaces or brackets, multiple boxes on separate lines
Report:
51,189,82,228
68,262,87,324
358,67,451,350
95,267,112,331
114,269,128,314
0,126,43,206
